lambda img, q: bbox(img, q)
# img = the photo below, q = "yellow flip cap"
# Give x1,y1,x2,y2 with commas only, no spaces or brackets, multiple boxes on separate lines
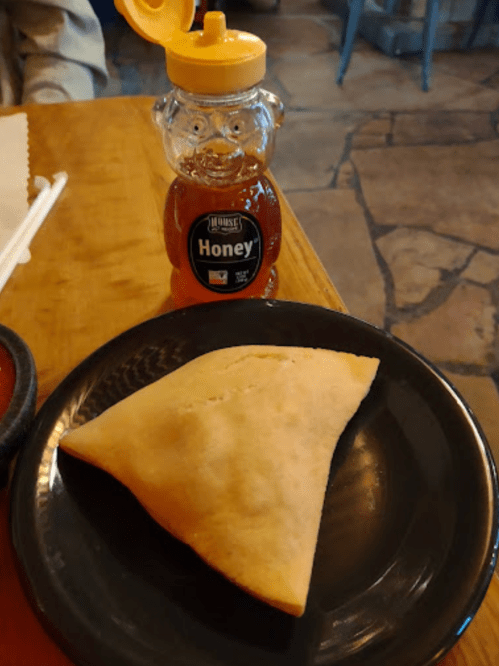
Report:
114,1,266,94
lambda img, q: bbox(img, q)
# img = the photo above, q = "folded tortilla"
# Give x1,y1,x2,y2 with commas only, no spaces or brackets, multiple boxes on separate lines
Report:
59,345,379,616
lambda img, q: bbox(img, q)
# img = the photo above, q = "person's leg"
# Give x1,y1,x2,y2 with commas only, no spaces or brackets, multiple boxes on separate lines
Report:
7,0,108,103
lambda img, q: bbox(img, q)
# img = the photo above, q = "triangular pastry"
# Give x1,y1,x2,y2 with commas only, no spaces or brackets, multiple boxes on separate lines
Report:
60,345,379,616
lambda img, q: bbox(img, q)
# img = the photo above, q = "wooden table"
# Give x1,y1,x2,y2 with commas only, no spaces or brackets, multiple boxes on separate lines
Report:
0,96,497,666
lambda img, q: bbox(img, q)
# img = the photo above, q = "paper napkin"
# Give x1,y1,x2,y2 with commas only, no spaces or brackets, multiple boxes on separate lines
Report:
0,112,30,264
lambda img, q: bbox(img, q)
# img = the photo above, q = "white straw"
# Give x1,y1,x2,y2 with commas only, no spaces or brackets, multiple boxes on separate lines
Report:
0,171,68,294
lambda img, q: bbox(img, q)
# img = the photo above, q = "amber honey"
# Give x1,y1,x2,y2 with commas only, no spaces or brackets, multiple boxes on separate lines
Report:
165,163,281,309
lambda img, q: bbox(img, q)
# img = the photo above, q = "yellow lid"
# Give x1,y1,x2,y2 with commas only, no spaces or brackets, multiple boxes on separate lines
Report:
114,0,195,44
114,1,266,94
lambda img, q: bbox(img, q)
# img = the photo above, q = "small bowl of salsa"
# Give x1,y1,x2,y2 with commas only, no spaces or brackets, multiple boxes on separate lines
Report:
0,324,37,487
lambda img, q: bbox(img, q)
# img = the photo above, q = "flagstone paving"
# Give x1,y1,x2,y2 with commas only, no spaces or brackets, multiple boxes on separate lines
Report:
285,188,386,326
376,228,473,307
100,0,499,466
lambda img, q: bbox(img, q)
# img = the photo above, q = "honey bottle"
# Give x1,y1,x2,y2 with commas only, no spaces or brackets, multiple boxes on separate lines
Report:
115,0,284,309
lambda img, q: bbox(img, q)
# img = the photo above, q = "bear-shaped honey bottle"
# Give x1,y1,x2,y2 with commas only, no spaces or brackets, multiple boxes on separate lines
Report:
115,2,284,308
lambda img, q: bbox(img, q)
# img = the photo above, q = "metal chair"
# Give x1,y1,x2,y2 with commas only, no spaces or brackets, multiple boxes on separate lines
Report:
467,0,498,48
336,0,442,91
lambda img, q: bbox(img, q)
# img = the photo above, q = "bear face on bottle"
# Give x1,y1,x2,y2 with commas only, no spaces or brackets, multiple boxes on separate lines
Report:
154,87,284,187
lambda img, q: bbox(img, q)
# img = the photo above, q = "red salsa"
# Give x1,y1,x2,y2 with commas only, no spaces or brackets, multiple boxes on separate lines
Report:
0,343,15,420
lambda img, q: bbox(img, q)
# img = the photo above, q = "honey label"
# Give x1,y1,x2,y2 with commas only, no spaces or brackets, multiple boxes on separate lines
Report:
188,211,263,293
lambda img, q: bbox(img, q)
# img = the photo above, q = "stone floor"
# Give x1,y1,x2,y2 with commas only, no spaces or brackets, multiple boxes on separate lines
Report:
99,1,499,466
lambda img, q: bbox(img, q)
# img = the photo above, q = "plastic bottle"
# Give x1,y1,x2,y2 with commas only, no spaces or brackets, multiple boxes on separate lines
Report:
115,1,284,308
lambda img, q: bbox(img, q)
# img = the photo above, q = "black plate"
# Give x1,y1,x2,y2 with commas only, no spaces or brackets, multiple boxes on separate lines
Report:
10,300,499,666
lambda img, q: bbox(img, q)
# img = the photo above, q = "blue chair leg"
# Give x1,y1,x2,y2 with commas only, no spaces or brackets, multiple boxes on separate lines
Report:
336,0,365,85
421,0,440,91
467,0,493,48
384,0,401,14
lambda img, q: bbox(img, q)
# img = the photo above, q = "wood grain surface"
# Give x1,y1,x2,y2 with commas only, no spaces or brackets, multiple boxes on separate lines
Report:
0,97,345,408
0,96,496,666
